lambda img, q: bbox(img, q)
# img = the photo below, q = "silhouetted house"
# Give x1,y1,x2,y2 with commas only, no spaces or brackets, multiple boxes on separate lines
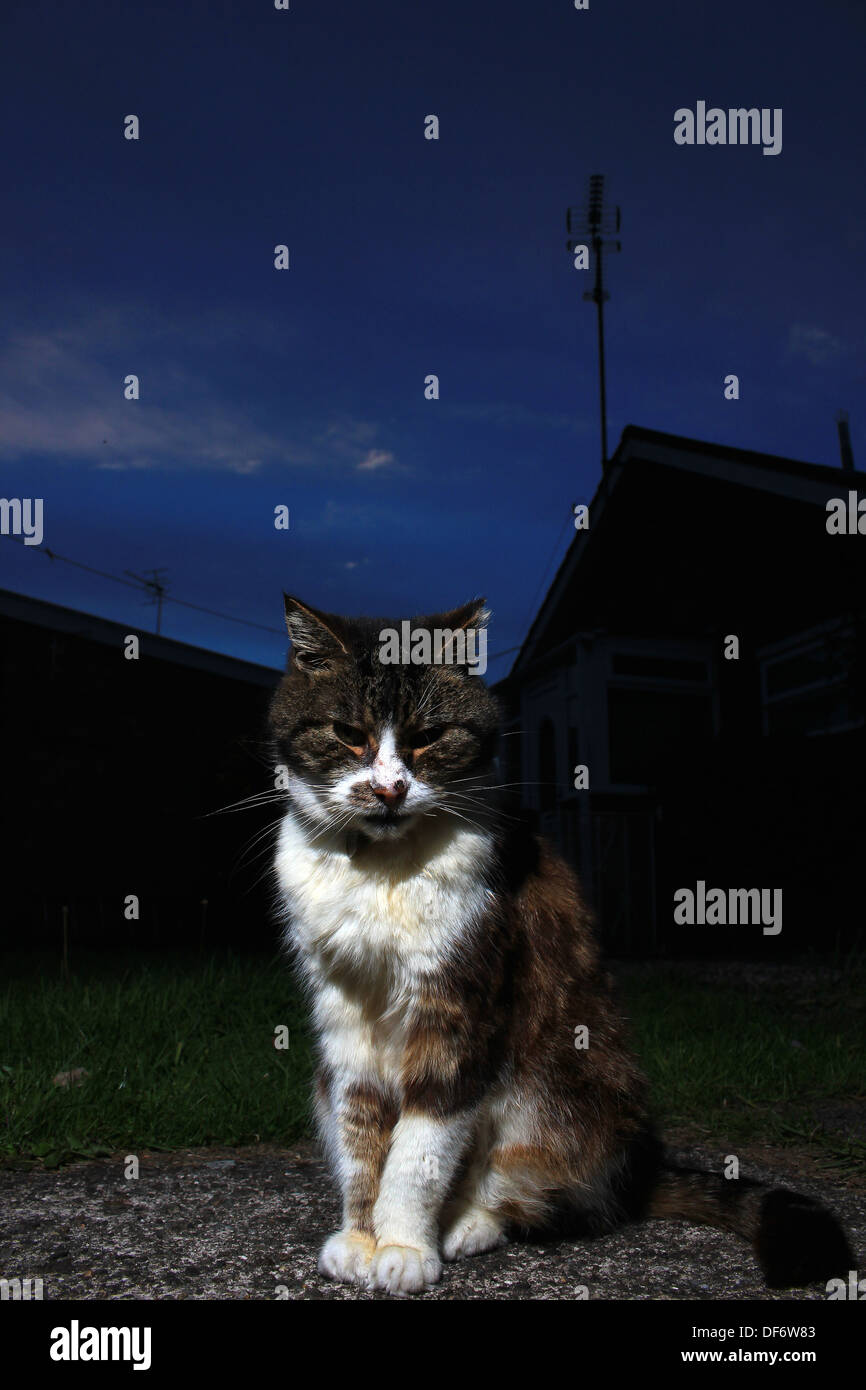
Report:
495,426,866,955
0,588,281,949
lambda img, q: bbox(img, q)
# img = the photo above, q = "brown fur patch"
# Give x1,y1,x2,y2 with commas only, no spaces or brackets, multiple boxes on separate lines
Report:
647,1170,762,1239
340,1082,399,1232
491,1143,572,1182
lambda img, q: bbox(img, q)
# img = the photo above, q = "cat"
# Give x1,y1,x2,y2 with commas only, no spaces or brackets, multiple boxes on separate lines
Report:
269,593,853,1296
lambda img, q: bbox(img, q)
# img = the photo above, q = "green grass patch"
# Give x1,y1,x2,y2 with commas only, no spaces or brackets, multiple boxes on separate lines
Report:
1,951,863,1175
618,959,866,1174
0,950,314,1167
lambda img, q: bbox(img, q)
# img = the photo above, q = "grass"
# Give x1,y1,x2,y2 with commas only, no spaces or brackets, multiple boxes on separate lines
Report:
0,950,315,1168
618,956,866,1175
1,949,863,1175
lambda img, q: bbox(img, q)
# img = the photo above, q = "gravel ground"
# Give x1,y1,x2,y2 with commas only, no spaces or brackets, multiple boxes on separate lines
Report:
1,1140,862,1301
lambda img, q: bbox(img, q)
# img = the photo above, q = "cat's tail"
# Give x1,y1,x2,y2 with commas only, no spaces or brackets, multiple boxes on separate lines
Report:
646,1165,855,1288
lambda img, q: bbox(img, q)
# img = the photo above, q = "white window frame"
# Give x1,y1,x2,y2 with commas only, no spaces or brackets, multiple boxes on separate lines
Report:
758,619,861,737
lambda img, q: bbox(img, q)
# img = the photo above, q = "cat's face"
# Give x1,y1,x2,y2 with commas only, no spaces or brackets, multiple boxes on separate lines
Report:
269,596,499,842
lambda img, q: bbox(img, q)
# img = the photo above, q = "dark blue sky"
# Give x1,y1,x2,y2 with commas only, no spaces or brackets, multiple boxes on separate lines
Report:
2,0,863,678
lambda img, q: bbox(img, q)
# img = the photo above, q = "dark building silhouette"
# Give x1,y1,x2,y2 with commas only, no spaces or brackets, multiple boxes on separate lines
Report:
495,426,866,956
0,588,281,951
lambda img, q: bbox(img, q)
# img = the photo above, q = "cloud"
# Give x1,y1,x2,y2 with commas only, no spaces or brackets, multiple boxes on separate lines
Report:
356,448,396,472
0,320,314,472
322,419,379,451
786,324,847,367
317,417,402,474
0,303,409,476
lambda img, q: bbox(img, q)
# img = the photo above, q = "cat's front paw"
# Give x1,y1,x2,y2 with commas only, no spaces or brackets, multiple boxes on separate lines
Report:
442,1206,508,1261
318,1229,376,1286
368,1242,442,1295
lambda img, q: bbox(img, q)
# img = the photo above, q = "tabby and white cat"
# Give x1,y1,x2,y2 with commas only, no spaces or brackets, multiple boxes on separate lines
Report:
270,594,852,1296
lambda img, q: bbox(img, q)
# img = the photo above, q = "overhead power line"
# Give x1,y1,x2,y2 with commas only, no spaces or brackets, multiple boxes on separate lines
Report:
1,535,286,635
1,534,524,659
125,567,169,634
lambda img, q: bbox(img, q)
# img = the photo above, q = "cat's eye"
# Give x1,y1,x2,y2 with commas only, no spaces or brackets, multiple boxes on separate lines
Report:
332,722,368,754
406,725,447,751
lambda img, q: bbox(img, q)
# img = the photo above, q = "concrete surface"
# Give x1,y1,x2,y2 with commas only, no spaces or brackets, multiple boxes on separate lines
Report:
1,1140,862,1301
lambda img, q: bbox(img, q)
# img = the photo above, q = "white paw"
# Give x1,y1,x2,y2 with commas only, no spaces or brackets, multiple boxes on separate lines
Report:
318,1230,376,1285
442,1207,507,1261
368,1242,442,1295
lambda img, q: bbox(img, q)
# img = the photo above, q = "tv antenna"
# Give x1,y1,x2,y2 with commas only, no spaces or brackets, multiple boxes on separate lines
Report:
566,174,621,470
125,568,170,633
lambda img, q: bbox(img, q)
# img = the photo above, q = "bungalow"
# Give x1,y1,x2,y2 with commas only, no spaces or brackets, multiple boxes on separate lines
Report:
494,426,866,955
0,587,282,948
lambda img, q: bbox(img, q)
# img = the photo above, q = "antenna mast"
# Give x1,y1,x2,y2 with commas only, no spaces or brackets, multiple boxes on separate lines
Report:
125,568,170,633
567,174,621,470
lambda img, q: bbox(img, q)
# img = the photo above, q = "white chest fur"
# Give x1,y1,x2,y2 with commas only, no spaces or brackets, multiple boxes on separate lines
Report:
274,811,496,995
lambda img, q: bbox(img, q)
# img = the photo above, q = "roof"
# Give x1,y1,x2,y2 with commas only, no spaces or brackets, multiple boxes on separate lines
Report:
507,425,866,679
0,587,283,688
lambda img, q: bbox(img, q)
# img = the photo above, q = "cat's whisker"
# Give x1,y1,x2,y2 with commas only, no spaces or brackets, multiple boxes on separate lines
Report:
438,797,518,826
428,800,487,833
414,672,440,717
204,790,288,817
440,793,500,813
307,804,362,843
447,779,553,792
239,818,286,857
229,817,287,879
444,776,500,788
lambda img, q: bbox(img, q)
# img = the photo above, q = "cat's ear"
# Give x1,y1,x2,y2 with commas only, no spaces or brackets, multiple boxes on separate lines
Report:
433,597,490,671
283,595,349,672
439,597,490,633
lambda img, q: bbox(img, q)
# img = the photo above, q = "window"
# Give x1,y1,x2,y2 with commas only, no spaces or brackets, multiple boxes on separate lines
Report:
606,643,713,787
760,625,861,736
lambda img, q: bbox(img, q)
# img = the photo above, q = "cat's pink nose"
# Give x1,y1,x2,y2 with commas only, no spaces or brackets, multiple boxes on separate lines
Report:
371,779,407,810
